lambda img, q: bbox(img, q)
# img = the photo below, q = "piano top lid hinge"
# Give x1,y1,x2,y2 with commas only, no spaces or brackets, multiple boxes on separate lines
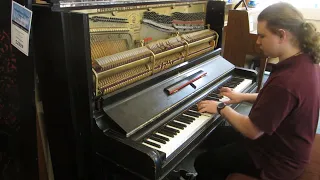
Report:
95,97,104,111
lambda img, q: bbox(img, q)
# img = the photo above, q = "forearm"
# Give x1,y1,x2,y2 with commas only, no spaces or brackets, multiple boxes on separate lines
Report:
240,93,258,103
220,106,263,139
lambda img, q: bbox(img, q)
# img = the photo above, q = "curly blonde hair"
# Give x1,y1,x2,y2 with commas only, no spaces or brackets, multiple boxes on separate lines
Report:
258,2,320,64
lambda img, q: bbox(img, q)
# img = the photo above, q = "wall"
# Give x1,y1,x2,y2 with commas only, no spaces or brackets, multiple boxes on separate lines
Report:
301,8,320,31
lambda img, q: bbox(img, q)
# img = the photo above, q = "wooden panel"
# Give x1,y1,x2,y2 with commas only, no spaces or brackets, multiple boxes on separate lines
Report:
36,115,48,180
223,10,250,67
223,9,267,92
246,34,262,56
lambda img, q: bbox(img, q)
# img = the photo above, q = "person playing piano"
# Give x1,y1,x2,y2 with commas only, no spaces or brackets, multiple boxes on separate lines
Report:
194,2,320,180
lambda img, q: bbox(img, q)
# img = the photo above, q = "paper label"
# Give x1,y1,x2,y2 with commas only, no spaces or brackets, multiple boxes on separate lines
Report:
11,1,32,56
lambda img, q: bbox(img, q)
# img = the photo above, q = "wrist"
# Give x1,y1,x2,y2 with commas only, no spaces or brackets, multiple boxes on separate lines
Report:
220,106,229,117
217,102,227,115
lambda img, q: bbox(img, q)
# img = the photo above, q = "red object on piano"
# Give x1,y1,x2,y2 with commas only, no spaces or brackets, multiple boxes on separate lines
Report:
165,71,207,95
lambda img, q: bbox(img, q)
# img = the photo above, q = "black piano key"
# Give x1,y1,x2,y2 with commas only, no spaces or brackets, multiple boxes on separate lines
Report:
190,107,199,112
178,115,195,122
175,118,193,124
209,96,222,101
149,136,167,144
233,77,244,81
190,105,198,111
183,111,200,117
205,96,220,101
227,83,238,87
188,110,201,116
226,82,239,86
159,129,175,137
143,139,161,148
168,121,186,129
169,124,185,130
212,90,219,94
175,118,192,124
210,93,222,98
183,110,201,118
209,93,222,98
227,85,236,88
234,77,243,82
164,126,179,134
231,81,242,84
180,114,196,121
153,133,170,141
172,120,188,128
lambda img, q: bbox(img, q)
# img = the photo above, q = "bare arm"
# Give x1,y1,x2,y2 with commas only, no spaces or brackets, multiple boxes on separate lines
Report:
198,100,264,139
220,106,263,139
239,93,258,104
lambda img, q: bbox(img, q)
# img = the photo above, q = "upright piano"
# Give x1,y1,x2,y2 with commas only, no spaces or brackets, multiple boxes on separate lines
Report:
32,0,259,179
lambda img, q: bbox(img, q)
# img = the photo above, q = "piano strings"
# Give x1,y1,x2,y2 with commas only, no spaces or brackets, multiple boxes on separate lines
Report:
142,11,206,32
90,35,129,61
92,29,219,96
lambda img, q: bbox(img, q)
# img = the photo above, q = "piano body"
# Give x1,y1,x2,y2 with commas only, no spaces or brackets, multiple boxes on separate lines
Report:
32,0,259,179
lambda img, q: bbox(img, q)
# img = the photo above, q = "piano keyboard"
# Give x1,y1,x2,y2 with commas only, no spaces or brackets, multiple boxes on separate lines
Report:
205,77,253,102
142,77,252,158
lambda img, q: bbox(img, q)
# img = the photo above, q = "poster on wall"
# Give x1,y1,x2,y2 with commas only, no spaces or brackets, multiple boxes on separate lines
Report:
11,1,32,56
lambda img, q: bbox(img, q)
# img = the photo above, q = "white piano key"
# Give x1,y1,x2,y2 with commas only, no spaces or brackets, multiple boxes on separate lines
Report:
189,109,211,117
173,120,189,126
166,125,182,131
233,79,252,93
156,132,173,140
153,114,213,158
219,78,252,102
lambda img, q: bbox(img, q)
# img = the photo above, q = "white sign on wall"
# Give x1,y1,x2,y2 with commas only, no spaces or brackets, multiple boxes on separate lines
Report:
11,1,32,56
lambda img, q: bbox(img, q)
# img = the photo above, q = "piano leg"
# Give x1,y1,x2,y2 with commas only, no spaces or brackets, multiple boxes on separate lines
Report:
98,161,144,180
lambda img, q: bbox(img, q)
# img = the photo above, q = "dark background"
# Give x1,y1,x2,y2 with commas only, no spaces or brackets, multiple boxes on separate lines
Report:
0,0,38,179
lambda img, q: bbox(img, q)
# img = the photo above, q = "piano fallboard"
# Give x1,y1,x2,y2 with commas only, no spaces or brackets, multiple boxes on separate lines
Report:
103,55,235,137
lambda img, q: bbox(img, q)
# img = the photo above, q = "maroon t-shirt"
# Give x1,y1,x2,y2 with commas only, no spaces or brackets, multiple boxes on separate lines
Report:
246,53,320,180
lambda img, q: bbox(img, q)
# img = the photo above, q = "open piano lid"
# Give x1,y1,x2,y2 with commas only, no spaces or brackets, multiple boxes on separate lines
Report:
44,0,201,9
102,55,235,137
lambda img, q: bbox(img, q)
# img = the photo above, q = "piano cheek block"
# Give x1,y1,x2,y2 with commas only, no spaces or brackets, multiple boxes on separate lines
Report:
164,70,207,95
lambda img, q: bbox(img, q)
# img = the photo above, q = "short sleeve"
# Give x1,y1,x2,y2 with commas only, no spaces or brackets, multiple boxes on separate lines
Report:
249,85,297,135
